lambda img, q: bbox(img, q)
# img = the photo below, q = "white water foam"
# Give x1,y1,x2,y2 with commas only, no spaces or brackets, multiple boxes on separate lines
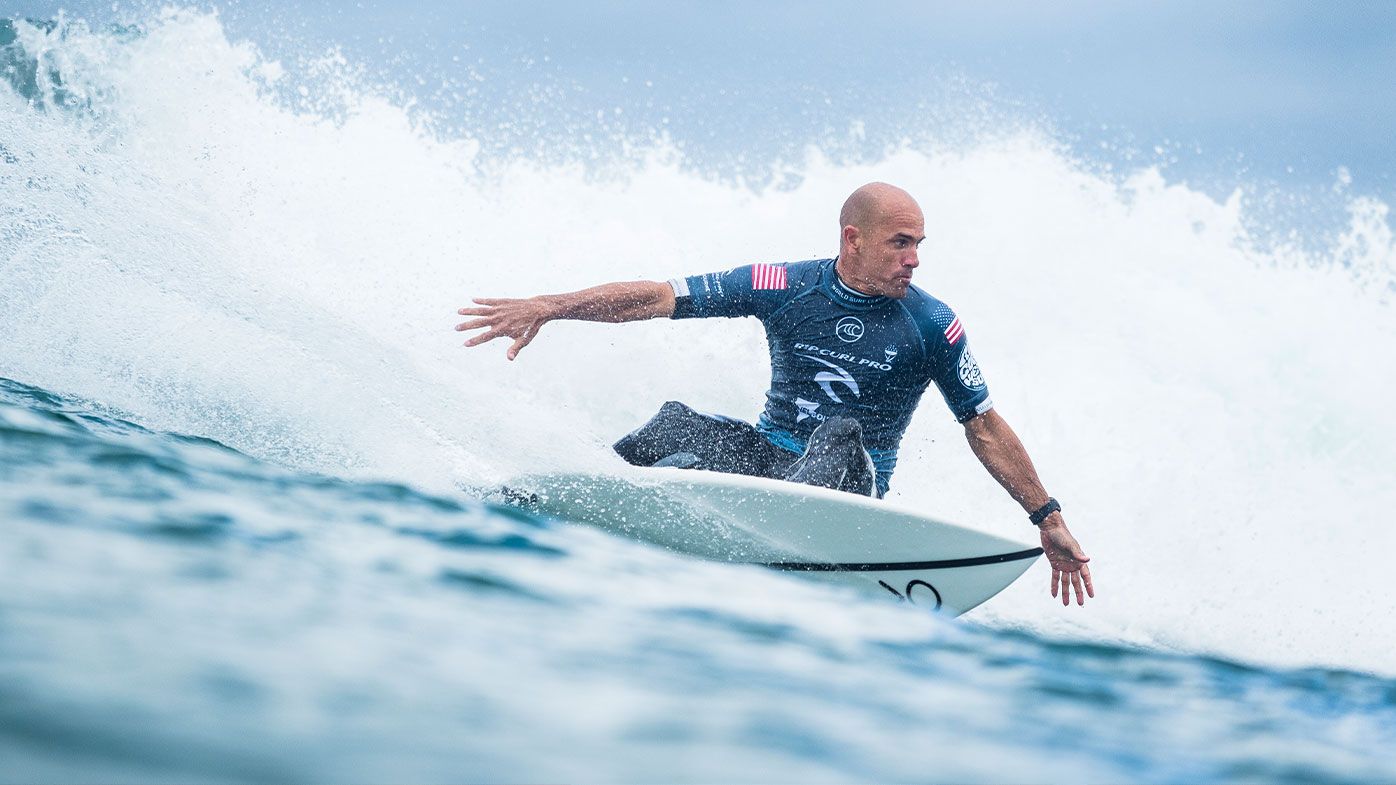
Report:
3,10,1395,674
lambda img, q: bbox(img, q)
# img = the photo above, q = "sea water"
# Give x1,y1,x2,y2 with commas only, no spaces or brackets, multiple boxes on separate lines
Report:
3,9,1396,783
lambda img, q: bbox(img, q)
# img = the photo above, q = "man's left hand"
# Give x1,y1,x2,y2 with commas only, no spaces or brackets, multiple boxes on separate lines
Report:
1039,517,1094,606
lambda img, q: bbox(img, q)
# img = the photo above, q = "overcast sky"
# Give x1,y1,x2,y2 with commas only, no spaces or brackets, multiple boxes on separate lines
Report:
6,1,1395,196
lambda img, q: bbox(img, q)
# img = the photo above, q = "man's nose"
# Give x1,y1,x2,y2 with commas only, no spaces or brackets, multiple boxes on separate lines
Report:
903,251,920,267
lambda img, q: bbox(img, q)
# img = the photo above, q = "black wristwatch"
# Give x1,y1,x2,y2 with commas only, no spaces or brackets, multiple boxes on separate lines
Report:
1029,498,1061,526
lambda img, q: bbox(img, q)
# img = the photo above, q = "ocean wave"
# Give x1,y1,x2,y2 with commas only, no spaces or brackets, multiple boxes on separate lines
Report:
1,7,1394,679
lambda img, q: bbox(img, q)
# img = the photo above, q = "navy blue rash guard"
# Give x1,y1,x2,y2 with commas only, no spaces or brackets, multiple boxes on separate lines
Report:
669,257,994,495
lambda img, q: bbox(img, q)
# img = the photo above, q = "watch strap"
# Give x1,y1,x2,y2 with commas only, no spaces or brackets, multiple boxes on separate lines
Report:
1029,498,1061,526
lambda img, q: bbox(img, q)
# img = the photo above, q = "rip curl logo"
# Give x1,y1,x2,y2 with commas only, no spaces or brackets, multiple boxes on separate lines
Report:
794,397,821,422
835,316,864,343
884,345,898,363
793,343,892,372
800,354,860,404
958,349,985,389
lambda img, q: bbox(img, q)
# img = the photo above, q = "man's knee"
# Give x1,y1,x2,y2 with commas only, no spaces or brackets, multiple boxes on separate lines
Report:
805,417,868,460
612,401,716,467
654,400,698,426
615,401,688,465
783,416,878,497
810,416,863,445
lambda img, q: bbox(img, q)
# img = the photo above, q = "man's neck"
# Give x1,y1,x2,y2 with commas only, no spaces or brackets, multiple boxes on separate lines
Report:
829,258,886,307
833,257,882,298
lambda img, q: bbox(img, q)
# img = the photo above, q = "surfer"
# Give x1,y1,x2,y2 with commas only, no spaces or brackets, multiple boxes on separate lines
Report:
456,183,1094,605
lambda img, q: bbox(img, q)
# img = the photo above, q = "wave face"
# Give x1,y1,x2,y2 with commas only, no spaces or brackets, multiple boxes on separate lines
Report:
9,368,1396,782
3,2,1396,701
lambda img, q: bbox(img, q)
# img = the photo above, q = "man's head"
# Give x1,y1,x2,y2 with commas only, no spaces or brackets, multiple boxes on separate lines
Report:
836,182,925,299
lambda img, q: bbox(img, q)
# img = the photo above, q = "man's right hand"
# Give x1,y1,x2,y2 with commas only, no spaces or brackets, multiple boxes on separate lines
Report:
455,296,556,361
455,281,677,361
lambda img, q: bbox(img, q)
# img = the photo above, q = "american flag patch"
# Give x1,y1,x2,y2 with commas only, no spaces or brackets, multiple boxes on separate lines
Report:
944,316,964,345
751,264,787,290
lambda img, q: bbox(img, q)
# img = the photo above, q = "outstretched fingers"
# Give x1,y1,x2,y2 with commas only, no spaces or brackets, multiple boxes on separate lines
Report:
464,329,503,348
458,297,519,317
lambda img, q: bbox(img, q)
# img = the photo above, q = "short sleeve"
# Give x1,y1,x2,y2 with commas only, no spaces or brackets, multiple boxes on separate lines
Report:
670,263,790,320
926,313,994,422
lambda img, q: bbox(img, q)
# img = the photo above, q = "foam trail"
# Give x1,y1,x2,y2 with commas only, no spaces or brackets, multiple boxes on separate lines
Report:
2,11,1395,674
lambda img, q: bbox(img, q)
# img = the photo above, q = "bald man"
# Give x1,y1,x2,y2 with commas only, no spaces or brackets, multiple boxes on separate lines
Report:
456,183,1094,605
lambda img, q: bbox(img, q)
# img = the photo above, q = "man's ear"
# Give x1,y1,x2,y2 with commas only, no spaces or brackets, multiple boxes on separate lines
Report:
841,224,860,254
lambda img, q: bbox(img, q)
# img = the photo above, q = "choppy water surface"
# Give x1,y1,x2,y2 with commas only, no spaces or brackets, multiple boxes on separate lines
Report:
4,8,1396,783
4,377,1396,783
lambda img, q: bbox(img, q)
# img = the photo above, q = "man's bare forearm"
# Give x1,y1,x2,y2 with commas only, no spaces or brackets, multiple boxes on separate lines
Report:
457,280,676,360
963,409,1051,513
965,409,1093,604
540,281,676,323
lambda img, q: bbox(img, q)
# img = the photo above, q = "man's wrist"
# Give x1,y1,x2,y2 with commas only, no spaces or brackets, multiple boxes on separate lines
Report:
537,294,566,321
1028,497,1061,526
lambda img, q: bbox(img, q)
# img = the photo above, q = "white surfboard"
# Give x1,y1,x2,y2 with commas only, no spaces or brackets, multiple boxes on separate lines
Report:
501,467,1041,616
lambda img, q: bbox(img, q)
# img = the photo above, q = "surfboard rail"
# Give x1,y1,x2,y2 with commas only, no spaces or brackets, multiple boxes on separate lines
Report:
502,466,1042,615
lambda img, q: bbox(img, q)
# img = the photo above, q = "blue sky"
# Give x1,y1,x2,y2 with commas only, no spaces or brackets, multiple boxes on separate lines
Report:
6,0,1396,198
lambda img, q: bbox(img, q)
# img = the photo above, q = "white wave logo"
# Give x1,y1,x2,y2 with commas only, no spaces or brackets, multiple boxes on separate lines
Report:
794,397,820,422
801,355,860,403
958,349,985,389
835,316,864,343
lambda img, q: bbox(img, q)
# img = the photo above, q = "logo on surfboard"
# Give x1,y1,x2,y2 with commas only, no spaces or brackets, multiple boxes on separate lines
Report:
878,579,944,610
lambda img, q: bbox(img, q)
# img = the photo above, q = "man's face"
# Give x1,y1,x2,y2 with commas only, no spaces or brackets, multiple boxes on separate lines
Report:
846,201,925,299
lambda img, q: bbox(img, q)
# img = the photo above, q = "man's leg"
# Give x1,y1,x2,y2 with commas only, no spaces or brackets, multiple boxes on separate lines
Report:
613,401,793,478
782,417,879,497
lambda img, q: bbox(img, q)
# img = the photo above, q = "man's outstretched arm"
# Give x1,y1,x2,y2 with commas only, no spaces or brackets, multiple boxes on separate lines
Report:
455,281,676,360
962,409,1095,606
